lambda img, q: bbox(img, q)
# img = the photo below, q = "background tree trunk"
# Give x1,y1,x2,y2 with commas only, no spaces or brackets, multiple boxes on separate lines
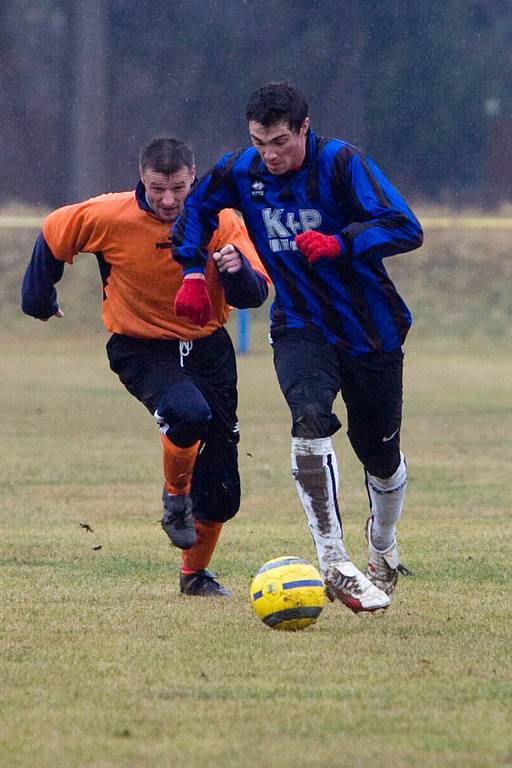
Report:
69,0,108,202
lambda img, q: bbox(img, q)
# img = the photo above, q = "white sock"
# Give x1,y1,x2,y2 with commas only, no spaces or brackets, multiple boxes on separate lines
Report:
366,452,407,551
291,436,349,574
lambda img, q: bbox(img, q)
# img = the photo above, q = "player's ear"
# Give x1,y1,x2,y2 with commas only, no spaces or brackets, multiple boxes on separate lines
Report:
300,118,310,136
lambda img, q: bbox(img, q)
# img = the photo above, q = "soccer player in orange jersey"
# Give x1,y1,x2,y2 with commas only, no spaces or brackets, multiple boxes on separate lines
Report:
21,137,269,596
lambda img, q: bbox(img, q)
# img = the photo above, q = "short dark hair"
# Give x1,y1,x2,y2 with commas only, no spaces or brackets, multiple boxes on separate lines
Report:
139,137,195,175
246,82,308,133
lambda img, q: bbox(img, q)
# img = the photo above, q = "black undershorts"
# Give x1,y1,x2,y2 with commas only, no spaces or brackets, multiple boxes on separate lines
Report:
106,328,240,522
271,326,403,478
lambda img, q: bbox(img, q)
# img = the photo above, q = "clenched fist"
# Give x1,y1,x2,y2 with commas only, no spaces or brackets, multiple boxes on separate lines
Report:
212,244,242,273
174,275,212,327
295,230,342,264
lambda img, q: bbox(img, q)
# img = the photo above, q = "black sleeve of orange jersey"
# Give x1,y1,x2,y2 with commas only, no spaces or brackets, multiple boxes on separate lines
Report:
21,232,65,319
219,254,269,309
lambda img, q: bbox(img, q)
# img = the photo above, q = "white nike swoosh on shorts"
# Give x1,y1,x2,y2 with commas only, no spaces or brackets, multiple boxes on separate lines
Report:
382,428,399,442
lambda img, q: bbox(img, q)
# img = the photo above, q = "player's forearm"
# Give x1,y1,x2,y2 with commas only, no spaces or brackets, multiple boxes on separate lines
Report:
340,154,423,261
171,190,212,272
21,233,65,319
219,254,269,309
341,208,423,261
172,157,240,273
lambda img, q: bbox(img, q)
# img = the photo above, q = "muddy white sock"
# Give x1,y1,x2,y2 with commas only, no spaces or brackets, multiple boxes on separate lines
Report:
291,436,349,574
366,452,407,551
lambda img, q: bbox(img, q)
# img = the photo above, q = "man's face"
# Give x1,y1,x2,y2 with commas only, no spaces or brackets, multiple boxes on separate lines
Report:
140,165,195,223
248,117,309,175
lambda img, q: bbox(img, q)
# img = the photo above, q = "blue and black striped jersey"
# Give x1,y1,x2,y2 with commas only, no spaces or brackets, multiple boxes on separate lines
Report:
173,129,423,356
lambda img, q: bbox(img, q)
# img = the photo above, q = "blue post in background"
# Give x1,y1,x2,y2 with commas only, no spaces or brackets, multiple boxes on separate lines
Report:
237,309,250,354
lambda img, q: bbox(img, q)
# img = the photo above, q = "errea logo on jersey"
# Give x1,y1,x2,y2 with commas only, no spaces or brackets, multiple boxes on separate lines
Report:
251,181,265,198
262,208,322,252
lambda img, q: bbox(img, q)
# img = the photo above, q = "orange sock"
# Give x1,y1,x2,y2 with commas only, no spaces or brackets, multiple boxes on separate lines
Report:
160,434,200,495
181,520,223,574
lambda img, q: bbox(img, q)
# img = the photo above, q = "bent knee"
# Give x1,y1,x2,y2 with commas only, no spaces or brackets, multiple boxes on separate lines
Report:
363,450,402,479
155,381,212,447
291,402,341,439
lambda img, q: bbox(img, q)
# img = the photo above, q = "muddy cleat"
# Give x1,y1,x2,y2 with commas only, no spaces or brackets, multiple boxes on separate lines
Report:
324,560,390,613
161,489,196,550
365,516,411,598
179,569,232,597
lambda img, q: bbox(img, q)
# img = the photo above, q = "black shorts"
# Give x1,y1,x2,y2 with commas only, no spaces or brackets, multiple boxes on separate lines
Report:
271,327,403,478
106,328,240,523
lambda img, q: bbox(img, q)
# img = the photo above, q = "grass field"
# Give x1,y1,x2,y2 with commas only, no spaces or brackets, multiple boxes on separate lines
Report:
1,326,511,768
1,223,512,767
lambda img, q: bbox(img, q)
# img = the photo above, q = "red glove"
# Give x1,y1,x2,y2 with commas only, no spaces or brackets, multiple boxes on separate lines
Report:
296,230,342,264
174,276,212,327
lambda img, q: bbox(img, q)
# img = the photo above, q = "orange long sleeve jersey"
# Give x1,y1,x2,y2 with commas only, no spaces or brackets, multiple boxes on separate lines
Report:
21,181,269,340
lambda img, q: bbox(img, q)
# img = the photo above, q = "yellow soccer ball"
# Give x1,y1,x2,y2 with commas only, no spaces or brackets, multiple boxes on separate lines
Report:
250,556,325,631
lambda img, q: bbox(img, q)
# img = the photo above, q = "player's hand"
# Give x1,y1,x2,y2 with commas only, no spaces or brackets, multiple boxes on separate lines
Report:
40,307,65,322
296,231,341,264
213,244,242,273
174,275,212,327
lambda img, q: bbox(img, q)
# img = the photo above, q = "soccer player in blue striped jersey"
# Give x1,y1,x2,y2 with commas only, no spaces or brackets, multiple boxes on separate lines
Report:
172,82,423,613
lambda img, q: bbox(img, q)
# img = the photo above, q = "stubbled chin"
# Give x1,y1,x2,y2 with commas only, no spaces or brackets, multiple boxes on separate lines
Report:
266,164,286,175
159,212,177,222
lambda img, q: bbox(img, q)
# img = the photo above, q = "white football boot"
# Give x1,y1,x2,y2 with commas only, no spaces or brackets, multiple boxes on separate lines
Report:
365,516,411,598
323,560,390,613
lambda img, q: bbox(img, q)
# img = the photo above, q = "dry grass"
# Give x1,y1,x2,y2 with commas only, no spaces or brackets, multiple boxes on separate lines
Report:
1,327,511,768
1,221,511,766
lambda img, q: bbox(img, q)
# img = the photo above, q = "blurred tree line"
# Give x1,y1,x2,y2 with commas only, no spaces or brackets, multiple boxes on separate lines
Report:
1,0,511,209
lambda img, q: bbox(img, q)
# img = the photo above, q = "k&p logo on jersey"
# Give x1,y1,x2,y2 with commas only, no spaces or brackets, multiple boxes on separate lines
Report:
262,208,322,252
